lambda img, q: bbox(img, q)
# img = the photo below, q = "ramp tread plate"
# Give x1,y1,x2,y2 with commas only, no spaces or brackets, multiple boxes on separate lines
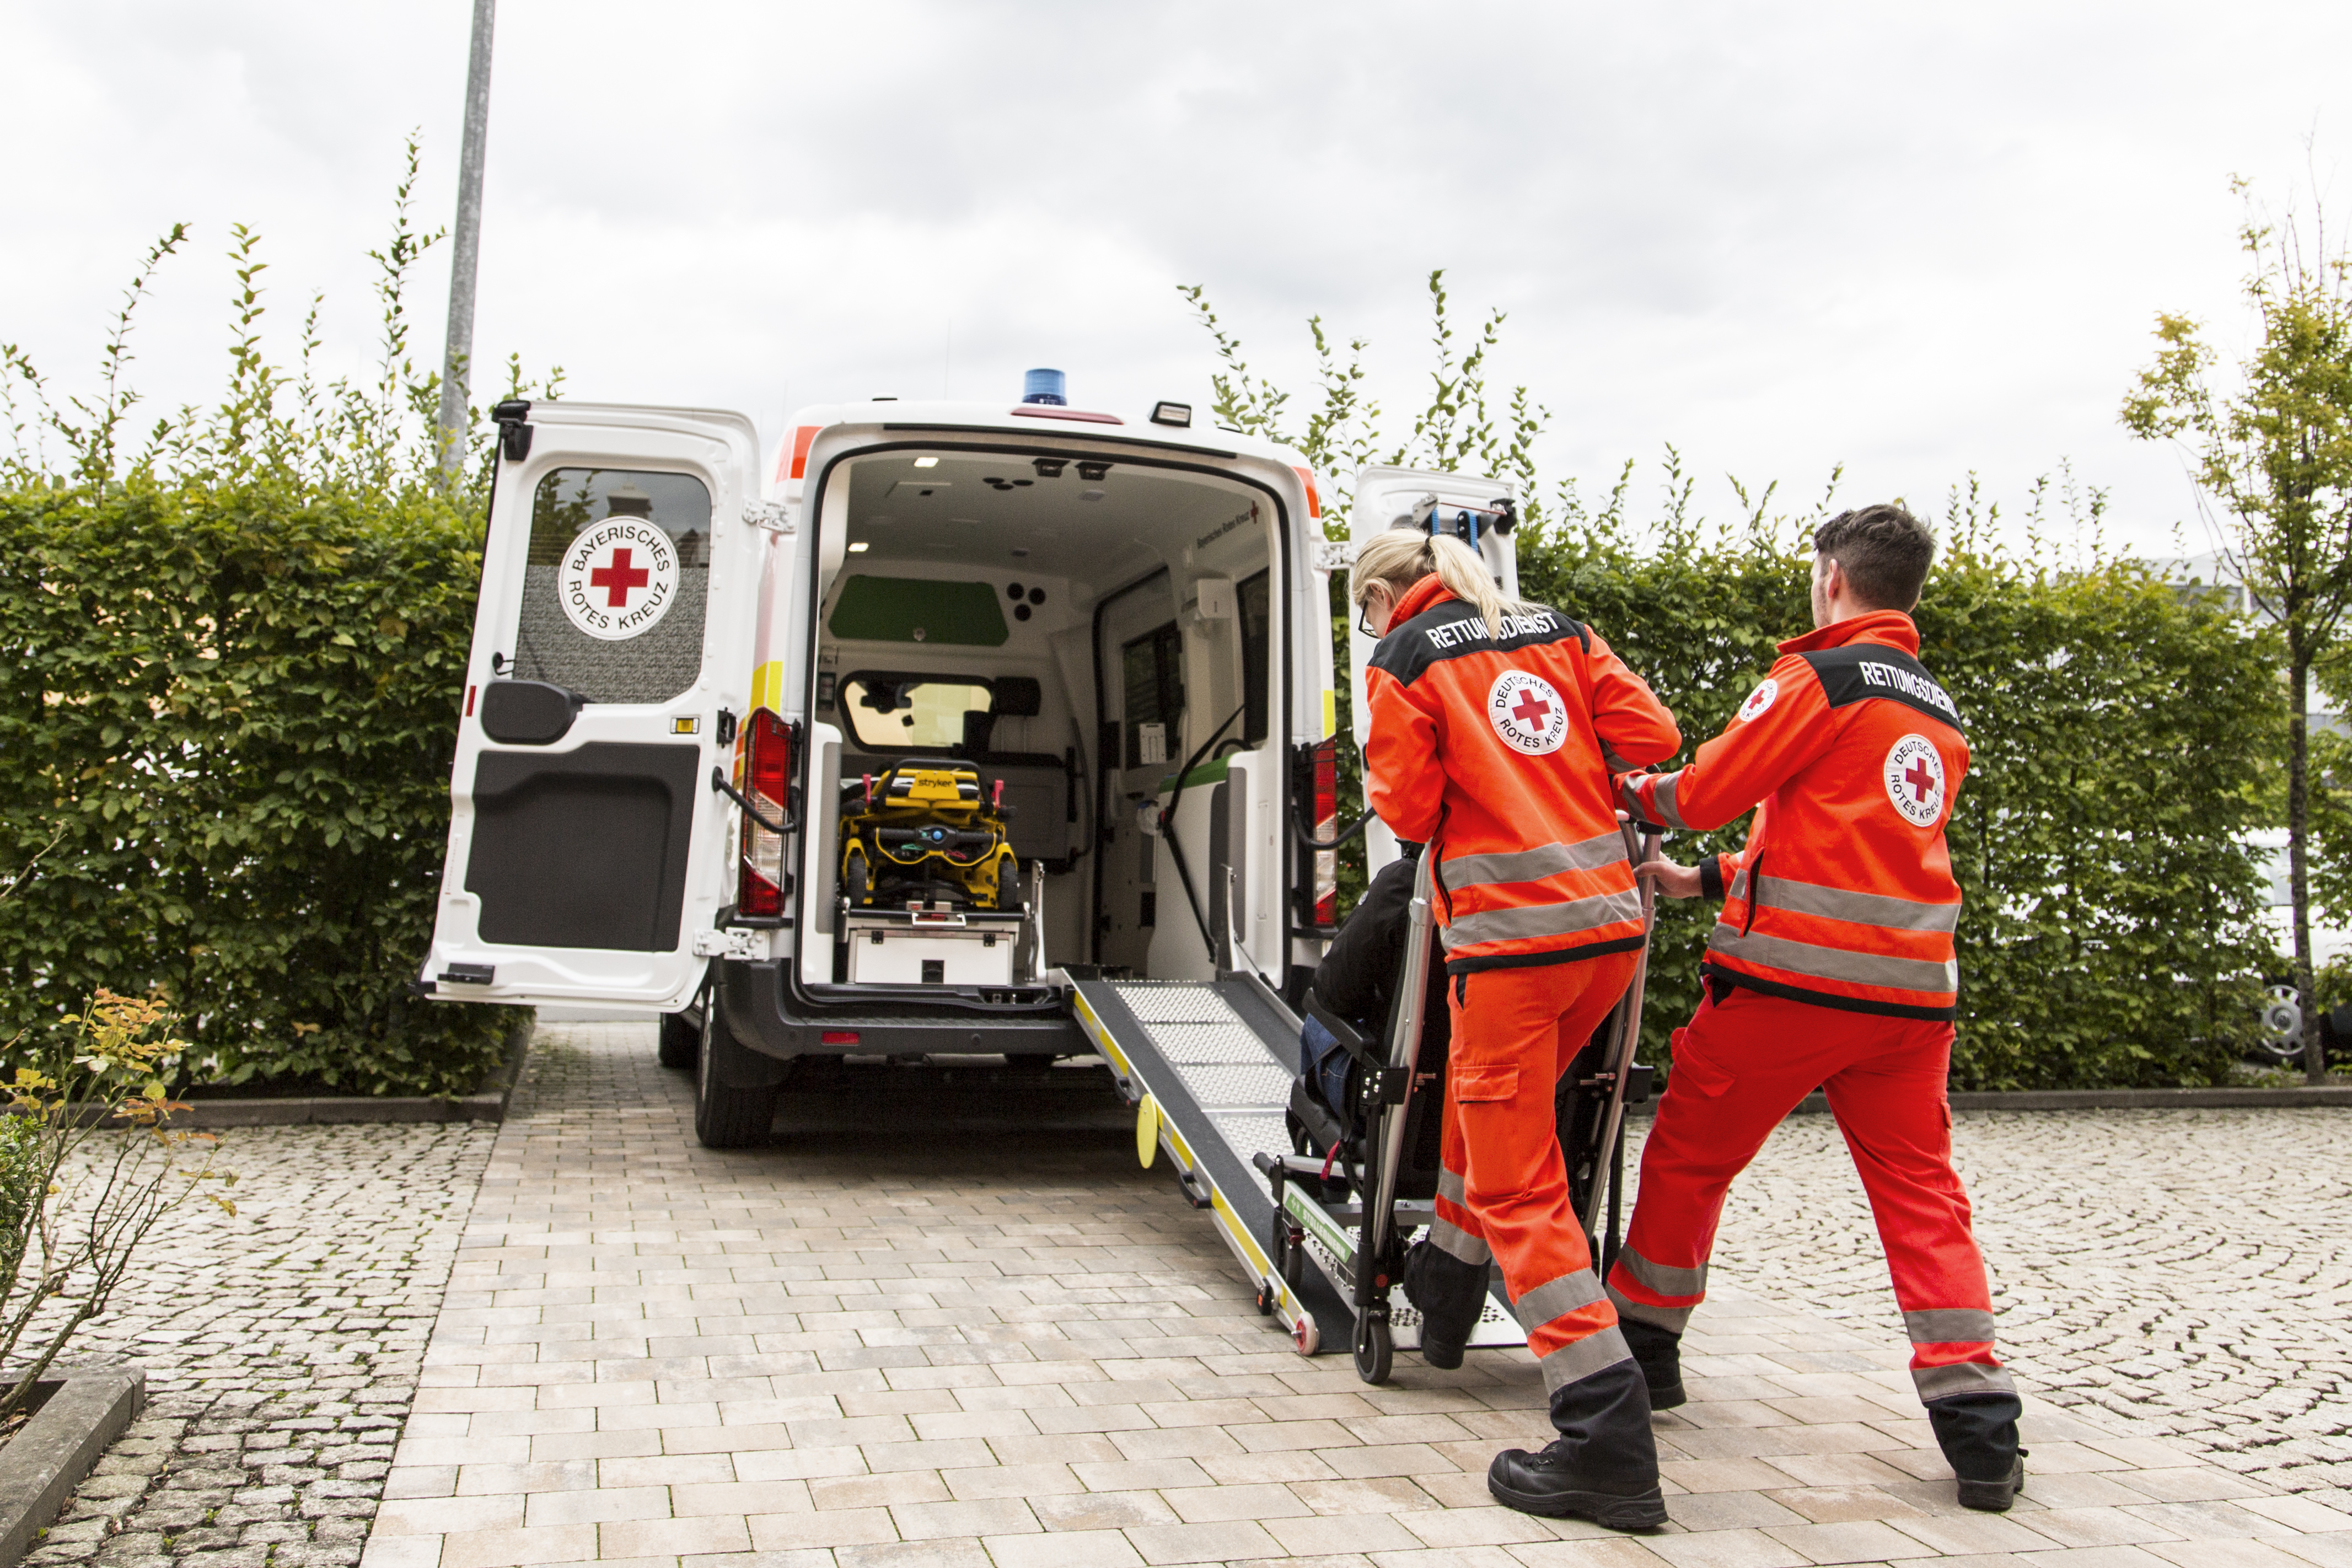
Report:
1174,1062,1293,1109
1110,984,1243,1025
1149,1023,1284,1066
1208,1112,1292,1183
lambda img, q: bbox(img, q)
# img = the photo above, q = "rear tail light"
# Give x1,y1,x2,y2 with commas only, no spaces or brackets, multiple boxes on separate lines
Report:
820,1030,861,1045
1297,737,1339,931
736,710,794,918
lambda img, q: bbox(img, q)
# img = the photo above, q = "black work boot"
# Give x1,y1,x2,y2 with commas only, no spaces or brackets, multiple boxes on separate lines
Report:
1403,1239,1486,1370
1617,1317,1686,1411
1927,1391,2026,1511
1488,1354,1667,1530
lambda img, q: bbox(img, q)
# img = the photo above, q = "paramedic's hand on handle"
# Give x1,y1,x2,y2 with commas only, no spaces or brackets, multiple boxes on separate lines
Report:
1633,856,1703,900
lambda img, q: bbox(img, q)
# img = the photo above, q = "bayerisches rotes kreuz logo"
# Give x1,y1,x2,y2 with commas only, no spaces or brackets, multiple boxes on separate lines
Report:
1883,734,1947,827
561,518,679,641
1739,678,1780,722
1488,669,1569,755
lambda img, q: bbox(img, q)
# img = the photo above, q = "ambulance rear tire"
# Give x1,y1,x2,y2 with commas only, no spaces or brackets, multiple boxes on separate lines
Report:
658,1011,699,1071
694,1006,778,1149
1353,1313,1393,1384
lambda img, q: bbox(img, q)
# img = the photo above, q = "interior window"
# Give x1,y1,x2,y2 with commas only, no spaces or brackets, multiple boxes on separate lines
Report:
1123,622,1185,770
515,468,713,704
841,675,994,752
1239,569,1271,747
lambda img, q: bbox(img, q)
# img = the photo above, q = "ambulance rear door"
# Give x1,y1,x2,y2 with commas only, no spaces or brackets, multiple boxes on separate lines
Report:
420,400,767,1010
1345,465,1521,875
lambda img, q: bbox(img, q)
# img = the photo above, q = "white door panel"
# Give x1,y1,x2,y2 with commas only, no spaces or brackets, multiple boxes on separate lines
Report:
1346,465,1519,877
422,402,764,1009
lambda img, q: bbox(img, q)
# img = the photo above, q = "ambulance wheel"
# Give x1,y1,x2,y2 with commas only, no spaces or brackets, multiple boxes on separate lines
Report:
694,1007,778,1149
657,1011,699,1071
1353,1313,1393,1384
844,849,871,908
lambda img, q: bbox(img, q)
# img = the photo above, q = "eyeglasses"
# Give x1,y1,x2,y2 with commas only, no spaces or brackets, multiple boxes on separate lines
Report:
1357,589,1386,640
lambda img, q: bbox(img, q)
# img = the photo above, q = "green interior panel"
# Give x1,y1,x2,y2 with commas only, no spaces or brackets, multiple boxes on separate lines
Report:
829,577,1009,646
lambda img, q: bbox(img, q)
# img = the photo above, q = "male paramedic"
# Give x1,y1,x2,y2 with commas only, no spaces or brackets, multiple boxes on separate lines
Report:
1612,503,2025,1513
1355,525,1681,1530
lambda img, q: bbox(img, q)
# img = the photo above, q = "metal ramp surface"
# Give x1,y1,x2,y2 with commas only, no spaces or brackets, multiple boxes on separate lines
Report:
1070,976,1519,1360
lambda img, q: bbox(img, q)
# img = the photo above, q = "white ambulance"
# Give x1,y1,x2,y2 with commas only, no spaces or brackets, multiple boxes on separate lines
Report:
416,374,1521,1147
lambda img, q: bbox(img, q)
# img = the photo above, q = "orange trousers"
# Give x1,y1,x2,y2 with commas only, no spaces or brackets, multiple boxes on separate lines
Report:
1606,981,2012,1406
1431,950,1639,1394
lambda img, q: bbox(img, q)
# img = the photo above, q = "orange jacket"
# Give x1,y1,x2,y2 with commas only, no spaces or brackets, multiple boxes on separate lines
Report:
1366,574,1680,974
1619,611,1967,1019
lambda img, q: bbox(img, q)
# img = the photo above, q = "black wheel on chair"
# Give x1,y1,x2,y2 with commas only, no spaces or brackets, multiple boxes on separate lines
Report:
694,1002,780,1149
1353,1311,1393,1385
657,1010,700,1070
1266,1210,1289,1284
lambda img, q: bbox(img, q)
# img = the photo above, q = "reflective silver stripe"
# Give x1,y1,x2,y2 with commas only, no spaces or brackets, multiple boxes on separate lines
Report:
1429,1216,1492,1266
1709,923,1959,995
1650,772,1691,830
1513,1269,1605,1334
1748,874,1961,935
1607,1285,1691,1334
1441,889,1643,951
1905,1308,1996,1345
1538,1323,1633,1394
1614,1244,1706,1299
1444,831,1628,890
1913,1361,2016,1403
1437,1167,1467,1205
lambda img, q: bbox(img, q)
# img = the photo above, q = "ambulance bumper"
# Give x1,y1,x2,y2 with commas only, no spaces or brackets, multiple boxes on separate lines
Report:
715,959,1088,1061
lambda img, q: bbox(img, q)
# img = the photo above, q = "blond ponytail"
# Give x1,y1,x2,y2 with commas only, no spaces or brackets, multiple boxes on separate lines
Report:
1350,526,1537,640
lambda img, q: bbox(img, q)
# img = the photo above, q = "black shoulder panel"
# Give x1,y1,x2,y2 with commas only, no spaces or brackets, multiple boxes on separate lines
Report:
1799,646,1964,734
1368,603,1590,686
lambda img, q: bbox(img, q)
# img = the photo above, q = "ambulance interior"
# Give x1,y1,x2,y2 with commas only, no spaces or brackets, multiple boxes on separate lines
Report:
799,449,1283,997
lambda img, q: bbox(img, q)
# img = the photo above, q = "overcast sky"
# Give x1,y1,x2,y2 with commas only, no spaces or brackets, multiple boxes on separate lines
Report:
6,1,2350,557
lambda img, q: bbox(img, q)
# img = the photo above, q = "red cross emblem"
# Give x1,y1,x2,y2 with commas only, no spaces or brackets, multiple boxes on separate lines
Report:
590,547,649,607
1904,756,1937,803
1511,689,1553,727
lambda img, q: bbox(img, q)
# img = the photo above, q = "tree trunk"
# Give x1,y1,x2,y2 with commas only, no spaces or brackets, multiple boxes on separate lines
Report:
2290,656,2326,1085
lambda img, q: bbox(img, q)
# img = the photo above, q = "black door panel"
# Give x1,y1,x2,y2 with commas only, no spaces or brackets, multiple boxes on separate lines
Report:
464,743,702,951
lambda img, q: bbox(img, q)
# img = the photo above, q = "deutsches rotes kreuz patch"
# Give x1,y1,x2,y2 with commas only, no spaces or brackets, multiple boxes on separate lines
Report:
561,518,679,641
1488,669,1569,755
1738,677,1780,722
1883,734,1946,827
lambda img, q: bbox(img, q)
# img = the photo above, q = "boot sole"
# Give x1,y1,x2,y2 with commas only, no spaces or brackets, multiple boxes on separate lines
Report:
1487,1476,1668,1530
1421,1339,1465,1371
1957,1458,2025,1513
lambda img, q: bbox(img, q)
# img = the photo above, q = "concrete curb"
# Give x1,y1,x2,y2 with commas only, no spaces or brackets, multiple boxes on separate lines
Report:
1629,1084,2352,1117
153,1013,534,1130
0,1365,144,1567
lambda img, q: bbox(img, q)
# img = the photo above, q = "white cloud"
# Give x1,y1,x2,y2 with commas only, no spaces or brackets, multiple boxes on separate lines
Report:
3,0,2346,554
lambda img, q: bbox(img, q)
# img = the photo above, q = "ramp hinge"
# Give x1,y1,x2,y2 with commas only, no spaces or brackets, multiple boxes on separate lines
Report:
692,929,765,960
743,501,794,534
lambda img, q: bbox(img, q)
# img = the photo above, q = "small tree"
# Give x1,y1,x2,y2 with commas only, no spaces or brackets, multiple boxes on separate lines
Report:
2122,179,2352,1084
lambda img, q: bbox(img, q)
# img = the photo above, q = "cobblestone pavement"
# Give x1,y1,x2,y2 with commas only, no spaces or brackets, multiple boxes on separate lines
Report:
358,1023,2352,1567
28,1120,499,1566
1691,1105,2352,1492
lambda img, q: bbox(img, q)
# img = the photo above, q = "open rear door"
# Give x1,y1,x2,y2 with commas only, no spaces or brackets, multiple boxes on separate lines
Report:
1346,465,1521,876
420,401,765,1009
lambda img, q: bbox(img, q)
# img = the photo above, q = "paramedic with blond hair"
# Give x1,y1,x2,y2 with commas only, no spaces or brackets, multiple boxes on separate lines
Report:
1355,524,1679,1529
1613,503,2024,1513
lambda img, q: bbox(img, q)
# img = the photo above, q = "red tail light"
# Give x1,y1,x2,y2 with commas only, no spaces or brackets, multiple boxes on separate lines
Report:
736,709,793,918
1310,737,1339,929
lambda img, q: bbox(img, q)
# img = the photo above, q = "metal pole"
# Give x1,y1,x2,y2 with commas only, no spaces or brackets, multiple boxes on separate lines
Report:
435,0,496,488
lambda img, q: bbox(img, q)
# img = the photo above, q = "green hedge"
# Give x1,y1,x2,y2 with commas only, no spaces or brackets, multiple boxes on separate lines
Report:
0,477,511,1094
1510,525,2278,1089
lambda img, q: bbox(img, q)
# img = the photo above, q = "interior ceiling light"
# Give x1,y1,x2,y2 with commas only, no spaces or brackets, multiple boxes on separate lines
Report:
848,541,870,553
1033,458,1066,478
912,456,939,469
1076,461,1111,482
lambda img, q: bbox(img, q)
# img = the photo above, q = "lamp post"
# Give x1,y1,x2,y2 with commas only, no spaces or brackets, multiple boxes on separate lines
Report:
436,0,496,487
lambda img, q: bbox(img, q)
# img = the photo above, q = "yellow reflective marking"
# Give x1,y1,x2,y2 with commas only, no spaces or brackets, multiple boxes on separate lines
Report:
750,660,785,714
1161,1119,1195,1170
1135,1096,1159,1169
1321,689,1336,738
